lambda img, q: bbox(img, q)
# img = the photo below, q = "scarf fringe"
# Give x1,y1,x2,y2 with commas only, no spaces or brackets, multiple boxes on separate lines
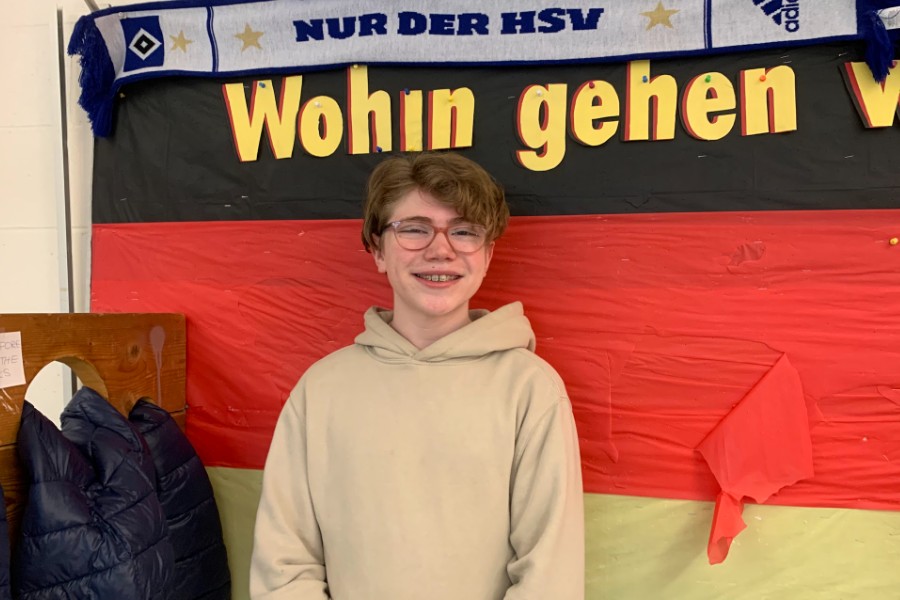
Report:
859,1,899,81
68,15,116,137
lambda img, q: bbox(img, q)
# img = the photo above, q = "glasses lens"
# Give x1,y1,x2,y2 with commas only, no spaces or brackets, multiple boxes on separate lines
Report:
447,225,486,252
394,222,434,250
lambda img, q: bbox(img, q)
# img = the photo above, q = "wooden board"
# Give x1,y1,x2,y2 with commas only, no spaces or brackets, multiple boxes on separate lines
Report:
0,313,186,546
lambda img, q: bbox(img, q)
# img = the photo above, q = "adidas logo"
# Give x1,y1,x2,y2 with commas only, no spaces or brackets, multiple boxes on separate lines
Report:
752,0,800,33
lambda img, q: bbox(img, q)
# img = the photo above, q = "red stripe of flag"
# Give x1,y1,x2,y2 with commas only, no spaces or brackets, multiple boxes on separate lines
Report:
92,210,900,510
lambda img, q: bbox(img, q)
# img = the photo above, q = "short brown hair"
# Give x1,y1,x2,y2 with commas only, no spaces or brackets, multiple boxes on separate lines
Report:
362,152,509,252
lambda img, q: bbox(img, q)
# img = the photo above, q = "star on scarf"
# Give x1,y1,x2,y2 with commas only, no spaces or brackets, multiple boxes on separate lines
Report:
641,2,679,30
170,31,193,52
235,24,264,51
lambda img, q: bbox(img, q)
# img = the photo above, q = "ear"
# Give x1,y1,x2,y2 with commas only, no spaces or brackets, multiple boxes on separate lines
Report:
372,235,387,273
484,241,495,273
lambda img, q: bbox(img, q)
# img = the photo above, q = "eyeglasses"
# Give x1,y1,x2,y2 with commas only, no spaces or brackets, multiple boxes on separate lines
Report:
382,219,488,253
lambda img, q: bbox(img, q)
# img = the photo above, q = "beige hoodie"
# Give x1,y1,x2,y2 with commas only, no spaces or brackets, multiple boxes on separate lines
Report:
250,302,584,600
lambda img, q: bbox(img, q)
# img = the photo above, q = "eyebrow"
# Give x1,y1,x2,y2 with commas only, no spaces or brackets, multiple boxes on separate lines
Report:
392,215,469,224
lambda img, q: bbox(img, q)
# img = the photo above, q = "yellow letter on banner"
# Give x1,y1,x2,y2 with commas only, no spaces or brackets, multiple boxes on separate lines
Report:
298,96,344,157
570,80,620,147
740,66,797,135
428,88,475,150
400,89,424,152
347,66,392,154
516,84,568,172
222,77,303,162
842,61,900,128
624,60,677,141
681,72,736,141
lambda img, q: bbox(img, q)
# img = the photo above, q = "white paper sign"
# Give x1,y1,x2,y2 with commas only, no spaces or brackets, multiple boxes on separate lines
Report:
0,331,26,389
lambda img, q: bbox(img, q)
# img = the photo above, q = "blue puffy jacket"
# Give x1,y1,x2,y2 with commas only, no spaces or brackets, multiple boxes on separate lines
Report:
130,399,231,599
14,389,174,599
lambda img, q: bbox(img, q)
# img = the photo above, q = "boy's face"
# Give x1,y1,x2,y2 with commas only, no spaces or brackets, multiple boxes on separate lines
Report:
372,188,494,328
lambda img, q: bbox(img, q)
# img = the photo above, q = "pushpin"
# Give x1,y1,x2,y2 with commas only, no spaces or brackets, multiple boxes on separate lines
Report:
535,90,543,97
376,146,383,153
259,82,267,88
588,81,595,89
890,237,899,246
404,88,410,95
642,75,649,83
352,64,359,69
705,74,712,83
314,101,321,108
759,74,767,82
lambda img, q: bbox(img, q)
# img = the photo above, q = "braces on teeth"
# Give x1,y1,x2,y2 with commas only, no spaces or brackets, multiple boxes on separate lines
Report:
422,274,456,282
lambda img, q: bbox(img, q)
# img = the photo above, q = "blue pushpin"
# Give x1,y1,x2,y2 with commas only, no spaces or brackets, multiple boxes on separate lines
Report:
642,75,648,83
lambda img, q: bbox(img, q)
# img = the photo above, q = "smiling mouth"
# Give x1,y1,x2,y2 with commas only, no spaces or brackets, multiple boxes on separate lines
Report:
415,274,461,282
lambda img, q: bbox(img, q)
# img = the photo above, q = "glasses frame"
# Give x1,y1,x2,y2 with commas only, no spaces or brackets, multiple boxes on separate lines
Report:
382,219,489,253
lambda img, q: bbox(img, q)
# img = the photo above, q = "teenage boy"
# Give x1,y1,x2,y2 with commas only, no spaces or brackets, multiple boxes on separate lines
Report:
250,152,584,600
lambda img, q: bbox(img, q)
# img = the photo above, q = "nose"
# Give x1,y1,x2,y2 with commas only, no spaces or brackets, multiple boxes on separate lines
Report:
423,229,456,259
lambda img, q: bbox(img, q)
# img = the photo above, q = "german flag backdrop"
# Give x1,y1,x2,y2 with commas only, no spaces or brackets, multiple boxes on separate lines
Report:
85,28,900,599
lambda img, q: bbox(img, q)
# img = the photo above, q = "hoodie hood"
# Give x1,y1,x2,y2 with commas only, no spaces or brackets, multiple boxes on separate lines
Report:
354,301,536,363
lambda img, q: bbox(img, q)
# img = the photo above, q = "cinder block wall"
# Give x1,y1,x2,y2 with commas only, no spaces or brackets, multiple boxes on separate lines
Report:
1,1,144,419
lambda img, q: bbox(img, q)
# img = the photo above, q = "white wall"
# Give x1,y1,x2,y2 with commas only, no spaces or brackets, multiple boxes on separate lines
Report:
2,1,148,421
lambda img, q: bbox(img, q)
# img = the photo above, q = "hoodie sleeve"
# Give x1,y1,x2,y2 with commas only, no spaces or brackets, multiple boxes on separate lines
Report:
250,381,331,600
505,395,585,600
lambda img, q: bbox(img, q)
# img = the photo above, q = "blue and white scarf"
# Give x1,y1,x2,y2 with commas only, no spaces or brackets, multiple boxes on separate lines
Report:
69,0,900,136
